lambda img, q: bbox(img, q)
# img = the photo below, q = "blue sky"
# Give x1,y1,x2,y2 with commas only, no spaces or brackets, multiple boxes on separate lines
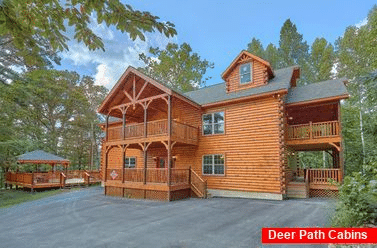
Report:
57,0,376,89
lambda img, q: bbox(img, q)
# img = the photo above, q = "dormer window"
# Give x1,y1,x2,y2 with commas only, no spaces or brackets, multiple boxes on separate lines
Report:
240,63,252,84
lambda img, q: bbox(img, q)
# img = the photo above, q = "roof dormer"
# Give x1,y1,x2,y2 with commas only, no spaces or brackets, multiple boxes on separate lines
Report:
221,51,274,93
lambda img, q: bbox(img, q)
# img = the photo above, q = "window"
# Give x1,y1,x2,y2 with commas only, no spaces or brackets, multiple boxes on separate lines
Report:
202,112,224,135
240,63,252,84
124,157,136,168
202,154,225,175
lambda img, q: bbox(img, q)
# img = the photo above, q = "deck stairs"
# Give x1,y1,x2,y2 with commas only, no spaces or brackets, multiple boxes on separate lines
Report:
286,177,309,199
190,169,207,198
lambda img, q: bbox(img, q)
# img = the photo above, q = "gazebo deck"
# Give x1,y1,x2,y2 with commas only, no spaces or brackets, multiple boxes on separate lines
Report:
5,170,101,190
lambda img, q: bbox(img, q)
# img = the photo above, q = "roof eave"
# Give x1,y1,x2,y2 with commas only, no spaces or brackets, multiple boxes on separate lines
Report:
202,88,288,108
285,94,350,107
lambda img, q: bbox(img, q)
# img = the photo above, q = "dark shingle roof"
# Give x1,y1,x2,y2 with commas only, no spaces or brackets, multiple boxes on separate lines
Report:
285,78,348,104
184,66,296,105
17,150,69,163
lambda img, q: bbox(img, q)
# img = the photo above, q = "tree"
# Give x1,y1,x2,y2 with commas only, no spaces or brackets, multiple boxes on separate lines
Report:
0,69,108,171
336,6,377,172
247,38,265,58
264,43,280,69
308,38,335,82
278,19,309,68
139,43,214,92
278,19,311,85
0,0,177,83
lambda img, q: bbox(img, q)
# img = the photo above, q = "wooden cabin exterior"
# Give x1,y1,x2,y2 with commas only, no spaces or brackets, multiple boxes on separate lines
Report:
98,50,349,201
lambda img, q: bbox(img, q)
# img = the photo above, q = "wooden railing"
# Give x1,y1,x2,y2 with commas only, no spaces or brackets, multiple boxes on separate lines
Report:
106,119,198,144
172,121,199,144
5,170,101,188
171,169,190,185
107,168,190,185
287,121,340,140
308,168,342,184
190,169,207,198
146,168,167,183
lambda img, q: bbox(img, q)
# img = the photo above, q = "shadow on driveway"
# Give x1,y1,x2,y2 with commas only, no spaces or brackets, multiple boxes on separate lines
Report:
0,186,335,248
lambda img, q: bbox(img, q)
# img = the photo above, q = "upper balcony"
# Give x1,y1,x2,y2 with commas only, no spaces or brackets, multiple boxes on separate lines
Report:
287,120,340,140
285,101,342,150
106,119,199,146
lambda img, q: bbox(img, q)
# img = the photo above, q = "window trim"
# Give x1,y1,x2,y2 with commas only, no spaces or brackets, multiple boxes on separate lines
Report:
239,62,253,85
202,154,225,176
202,111,225,136
124,156,137,168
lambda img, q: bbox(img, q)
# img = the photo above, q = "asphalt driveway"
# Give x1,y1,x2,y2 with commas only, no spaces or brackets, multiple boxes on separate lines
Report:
0,187,335,248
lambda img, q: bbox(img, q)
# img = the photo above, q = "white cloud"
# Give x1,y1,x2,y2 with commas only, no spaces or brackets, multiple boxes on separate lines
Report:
94,64,111,87
61,29,177,89
356,18,368,28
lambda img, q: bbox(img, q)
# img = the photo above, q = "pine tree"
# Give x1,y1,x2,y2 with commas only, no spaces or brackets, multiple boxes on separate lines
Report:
247,38,265,58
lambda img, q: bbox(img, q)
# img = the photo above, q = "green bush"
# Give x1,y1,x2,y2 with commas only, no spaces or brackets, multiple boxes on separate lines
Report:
332,162,377,227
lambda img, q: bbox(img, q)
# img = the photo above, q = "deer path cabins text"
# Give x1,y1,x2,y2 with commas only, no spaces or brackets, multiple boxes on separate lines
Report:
98,50,349,201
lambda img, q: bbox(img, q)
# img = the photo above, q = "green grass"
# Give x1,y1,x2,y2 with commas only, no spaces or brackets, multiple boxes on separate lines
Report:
0,188,65,209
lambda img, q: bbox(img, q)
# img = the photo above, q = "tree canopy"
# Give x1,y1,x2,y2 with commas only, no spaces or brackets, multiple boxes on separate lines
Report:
0,0,177,83
139,43,214,92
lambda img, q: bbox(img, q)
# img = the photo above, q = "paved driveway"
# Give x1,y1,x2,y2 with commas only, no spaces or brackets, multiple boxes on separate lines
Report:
0,187,335,248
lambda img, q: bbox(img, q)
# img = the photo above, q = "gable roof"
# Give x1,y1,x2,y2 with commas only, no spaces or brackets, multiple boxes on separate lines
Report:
221,50,274,80
17,150,70,164
285,78,349,105
184,66,298,106
97,66,200,114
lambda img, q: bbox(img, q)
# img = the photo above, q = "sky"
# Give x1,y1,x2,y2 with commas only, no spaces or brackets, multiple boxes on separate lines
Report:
56,0,376,89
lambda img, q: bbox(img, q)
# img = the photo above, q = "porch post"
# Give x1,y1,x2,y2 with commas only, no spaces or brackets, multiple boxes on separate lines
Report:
104,147,108,183
143,105,148,184
122,111,126,140
167,95,172,193
105,114,109,141
122,145,126,183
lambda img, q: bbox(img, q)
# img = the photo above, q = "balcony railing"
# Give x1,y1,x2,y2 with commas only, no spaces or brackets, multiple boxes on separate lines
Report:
287,121,340,140
106,119,198,144
106,168,190,185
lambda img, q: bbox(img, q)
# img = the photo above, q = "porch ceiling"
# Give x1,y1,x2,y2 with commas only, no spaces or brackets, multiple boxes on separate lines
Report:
286,102,338,125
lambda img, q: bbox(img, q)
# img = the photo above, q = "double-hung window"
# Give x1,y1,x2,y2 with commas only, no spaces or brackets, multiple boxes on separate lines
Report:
240,63,252,84
202,154,225,175
202,112,224,135
124,157,136,168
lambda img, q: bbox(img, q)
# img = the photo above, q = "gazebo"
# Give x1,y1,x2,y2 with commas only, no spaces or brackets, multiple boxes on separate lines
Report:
5,150,101,191
17,150,70,172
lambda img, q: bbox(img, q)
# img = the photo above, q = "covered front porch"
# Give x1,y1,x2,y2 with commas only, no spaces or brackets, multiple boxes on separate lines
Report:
285,101,344,198
99,68,205,201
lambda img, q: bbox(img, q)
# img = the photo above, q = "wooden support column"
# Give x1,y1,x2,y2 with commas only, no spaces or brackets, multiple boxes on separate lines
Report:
122,112,126,140
121,146,125,183
143,105,148,185
104,147,109,183
105,114,109,141
167,95,172,201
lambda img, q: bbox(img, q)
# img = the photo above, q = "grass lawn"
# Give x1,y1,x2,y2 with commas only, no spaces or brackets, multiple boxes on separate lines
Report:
0,188,65,209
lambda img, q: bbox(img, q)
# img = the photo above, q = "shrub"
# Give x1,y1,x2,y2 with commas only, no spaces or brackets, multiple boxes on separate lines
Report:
332,162,377,227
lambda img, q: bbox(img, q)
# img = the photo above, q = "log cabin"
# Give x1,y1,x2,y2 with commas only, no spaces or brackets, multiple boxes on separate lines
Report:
98,50,349,201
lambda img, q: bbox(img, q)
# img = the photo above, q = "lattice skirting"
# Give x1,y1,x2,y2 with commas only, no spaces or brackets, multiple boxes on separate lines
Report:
309,189,338,198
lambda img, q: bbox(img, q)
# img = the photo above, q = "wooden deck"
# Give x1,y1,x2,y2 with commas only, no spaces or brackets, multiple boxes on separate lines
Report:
286,168,342,198
286,120,341,150
5,170,101,190
104,168,207,201
106,119,199,145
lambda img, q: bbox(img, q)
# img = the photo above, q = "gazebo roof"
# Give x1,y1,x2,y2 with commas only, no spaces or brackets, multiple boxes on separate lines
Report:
17,150,70,165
